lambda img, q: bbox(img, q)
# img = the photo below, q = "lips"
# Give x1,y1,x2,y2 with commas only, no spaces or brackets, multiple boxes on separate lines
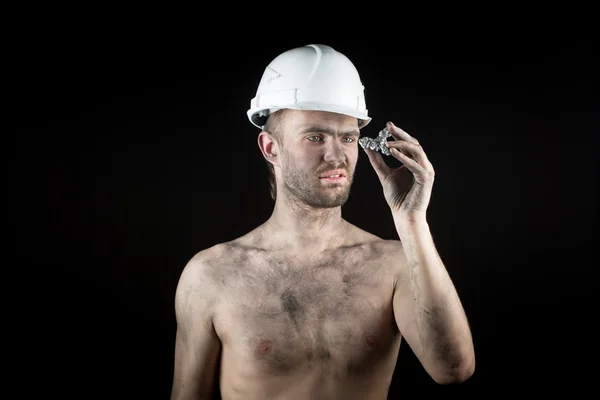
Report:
319,169,347,179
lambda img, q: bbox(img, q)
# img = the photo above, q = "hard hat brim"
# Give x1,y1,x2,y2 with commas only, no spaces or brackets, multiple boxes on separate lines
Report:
248,103,371,130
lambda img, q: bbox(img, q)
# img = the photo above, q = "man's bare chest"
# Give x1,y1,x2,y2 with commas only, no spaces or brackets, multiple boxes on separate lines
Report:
212,249,400,375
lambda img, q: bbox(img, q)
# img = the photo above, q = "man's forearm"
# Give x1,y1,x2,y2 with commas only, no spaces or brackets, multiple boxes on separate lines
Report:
394,213,475,379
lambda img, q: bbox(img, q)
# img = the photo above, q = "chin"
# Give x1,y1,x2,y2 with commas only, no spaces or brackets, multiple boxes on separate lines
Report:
311,193,351,209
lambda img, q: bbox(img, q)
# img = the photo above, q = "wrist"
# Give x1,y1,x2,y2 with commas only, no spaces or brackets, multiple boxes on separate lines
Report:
393,212,429,235
392,211,427,226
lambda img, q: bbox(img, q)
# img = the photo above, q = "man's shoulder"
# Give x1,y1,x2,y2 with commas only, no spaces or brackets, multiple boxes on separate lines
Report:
189,242,232,264
181,236,259,277
183,241,241,273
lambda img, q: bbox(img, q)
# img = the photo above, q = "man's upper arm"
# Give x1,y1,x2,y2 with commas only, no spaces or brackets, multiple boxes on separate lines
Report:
171,255,221,400
393,272,428,364
391,240,474,383
391,243,435,377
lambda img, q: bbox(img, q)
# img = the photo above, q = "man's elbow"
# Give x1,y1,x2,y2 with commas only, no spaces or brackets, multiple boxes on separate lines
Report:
432,354,476,385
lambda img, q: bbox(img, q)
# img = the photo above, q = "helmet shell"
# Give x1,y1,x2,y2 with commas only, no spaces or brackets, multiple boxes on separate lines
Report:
247,44,371,129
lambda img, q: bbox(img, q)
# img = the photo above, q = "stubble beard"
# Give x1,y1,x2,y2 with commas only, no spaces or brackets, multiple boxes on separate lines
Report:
281,158,354,209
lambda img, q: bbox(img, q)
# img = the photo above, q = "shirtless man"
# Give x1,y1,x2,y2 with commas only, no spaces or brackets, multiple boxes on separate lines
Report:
170,44,475,400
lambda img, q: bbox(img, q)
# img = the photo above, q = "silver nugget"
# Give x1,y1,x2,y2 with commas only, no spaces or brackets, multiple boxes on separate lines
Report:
358,127,394,156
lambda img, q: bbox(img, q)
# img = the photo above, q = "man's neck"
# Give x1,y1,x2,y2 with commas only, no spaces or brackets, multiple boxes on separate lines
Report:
262,194,348,253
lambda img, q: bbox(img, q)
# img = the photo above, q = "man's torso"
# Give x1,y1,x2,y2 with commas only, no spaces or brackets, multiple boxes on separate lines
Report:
203,226,404,399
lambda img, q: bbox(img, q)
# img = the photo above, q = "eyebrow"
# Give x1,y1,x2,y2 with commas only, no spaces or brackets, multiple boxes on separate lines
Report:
298,126,361,137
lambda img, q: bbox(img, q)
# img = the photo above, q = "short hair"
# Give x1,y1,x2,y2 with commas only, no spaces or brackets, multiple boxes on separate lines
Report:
262,109,291,201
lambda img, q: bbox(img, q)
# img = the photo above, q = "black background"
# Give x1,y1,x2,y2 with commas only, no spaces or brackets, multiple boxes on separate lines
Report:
13,17,597,399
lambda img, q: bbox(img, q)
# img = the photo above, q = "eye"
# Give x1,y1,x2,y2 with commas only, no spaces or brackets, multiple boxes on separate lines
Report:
307,135,323,142
342,137,356,143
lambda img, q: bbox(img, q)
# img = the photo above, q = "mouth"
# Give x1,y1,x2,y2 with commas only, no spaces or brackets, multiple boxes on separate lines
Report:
320,175,346,182
319,170,347,183
319,170,347,178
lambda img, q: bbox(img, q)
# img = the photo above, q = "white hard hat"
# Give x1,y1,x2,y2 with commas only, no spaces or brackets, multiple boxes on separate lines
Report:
247,44,371,129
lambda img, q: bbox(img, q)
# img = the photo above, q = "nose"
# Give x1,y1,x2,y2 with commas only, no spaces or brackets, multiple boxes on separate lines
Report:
323,140,346,165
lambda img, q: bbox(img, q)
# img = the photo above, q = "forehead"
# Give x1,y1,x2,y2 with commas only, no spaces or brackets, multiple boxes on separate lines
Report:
284,110,359,135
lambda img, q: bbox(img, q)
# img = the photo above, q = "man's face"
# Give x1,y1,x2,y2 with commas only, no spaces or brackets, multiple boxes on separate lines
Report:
277,110,360,209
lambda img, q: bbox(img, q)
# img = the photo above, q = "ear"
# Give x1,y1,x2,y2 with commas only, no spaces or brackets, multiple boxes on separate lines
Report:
258,131,280,165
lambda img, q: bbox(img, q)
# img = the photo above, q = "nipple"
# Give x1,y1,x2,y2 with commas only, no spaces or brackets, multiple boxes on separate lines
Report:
365,334,377,349
256,339,273,356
